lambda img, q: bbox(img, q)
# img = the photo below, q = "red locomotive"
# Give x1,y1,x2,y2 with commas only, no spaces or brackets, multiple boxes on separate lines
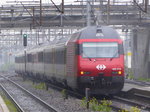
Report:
15,26,124,95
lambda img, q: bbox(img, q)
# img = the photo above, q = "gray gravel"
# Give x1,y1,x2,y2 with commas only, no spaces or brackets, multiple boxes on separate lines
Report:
3,73,92,112
2,82,50,112
2,72,149,112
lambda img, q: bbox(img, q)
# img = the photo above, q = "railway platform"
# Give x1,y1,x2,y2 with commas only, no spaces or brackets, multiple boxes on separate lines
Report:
122,79,150,97
123,79,150,91
0,96,9,112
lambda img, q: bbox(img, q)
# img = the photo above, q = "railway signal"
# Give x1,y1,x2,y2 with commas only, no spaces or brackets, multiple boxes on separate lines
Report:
23,34,27,46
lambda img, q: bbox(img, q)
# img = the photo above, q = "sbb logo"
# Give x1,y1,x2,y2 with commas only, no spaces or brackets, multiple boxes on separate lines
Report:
96,64,106,70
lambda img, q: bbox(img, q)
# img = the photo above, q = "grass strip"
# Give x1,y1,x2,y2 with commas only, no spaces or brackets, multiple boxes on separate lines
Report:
0,92,17,112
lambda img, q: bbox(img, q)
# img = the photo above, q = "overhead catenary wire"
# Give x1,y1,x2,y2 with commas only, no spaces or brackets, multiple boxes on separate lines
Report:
133,0,148,13
50,0,63,13
20,2,40,25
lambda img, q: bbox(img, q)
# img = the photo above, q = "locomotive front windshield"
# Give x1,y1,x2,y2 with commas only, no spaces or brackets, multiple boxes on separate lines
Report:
82,42,119,58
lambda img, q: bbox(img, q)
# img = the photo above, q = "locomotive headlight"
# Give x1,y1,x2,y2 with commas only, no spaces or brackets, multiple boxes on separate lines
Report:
112,71,122,75
81,71,84,75
118,71,122,75
80,71,91,75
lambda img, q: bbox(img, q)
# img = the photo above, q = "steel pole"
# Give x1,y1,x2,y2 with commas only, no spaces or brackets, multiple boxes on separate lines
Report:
40,0,42,26
107,0,110,24
86,0,91,26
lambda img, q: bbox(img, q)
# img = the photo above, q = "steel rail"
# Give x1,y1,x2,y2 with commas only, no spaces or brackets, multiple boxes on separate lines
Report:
46,83,83,99
0,75,60,112
113,96,150,111
0,84,24,112
22,76,150,111
110,105,125,112
134,93,150,101
44,79,128,112
26,76,84,99
125,79,150,86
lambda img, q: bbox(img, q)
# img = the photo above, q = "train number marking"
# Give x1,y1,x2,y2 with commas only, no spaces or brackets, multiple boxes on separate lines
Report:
96,64,106,70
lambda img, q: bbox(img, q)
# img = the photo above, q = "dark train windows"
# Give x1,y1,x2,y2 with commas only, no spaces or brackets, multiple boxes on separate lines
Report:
38,52,43,62
33,54,38,63
15,56,24,63
15,57,17,63
54,47,66,64
27,54,32,62
44,47,66,64
44,51,53,64
15,57,18,63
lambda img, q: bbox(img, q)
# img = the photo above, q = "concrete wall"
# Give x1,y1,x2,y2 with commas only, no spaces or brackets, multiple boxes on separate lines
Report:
131,28,150,79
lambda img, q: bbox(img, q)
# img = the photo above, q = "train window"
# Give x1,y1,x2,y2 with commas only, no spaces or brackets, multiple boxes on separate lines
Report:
30,54,32,62
44,52,47,63
82,42,119,58
33,54,38,63
15,57,17,63
54,48,65,64
18,57,20,63
16,56,24,63
44,52,53,64
27,54,32,62
15,57,19,63
38,52,43,62
22,56,24,63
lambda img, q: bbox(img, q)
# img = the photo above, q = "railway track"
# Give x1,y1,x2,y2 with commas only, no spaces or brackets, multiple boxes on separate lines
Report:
1,73,150,112
20,77,129,112
46,81,150,112
112,96,150,111
0,75,59,112
21,76,150,112
125,79,150,86
0,84,24,112
26,76,84,99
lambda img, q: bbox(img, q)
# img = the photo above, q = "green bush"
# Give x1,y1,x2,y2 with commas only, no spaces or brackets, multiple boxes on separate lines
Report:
33,82,46,90
0,93,17,112
81,97,112,112
61,89,68,99
119,106,141,112
125,67,134,79
128,74,134,80
81,97,141,112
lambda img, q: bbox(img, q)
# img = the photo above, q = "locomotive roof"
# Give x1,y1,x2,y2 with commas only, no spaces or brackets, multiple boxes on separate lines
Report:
48,26,120,45
41,25,120,45
79,26,120,39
